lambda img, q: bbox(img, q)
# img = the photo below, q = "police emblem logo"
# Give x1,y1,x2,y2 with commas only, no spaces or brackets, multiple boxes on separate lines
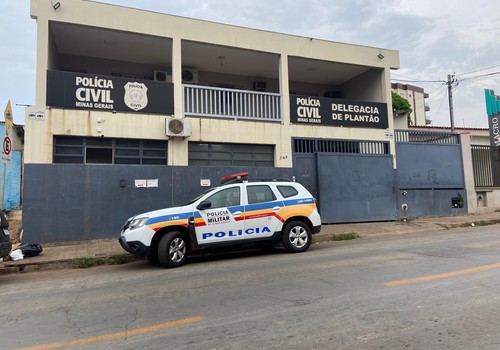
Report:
124,82,148,111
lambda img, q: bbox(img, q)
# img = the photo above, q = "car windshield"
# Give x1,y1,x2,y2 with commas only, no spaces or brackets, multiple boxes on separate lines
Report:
182,187,218,205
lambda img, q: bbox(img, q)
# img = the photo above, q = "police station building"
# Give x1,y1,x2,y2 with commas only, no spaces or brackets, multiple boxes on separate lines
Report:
25,0,467,243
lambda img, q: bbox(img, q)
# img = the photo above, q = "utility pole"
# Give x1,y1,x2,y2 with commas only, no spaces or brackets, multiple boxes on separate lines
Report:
447,74,456,132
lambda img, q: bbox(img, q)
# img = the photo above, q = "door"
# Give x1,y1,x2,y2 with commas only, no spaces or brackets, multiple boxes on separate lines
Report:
195,186,245,244
317,153,396,223
243,184,283,237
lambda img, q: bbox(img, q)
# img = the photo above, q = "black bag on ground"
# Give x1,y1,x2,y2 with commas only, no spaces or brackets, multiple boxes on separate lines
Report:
17,243,43,257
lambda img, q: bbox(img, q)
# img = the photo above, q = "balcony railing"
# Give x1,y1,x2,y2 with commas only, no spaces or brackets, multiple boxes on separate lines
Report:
183,84,282,122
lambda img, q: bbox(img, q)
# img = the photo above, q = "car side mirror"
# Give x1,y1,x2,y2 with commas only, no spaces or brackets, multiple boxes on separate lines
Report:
196,200,212,210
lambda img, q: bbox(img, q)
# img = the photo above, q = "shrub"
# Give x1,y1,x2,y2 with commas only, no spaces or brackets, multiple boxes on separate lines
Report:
331,232,359,241
73,257,105,268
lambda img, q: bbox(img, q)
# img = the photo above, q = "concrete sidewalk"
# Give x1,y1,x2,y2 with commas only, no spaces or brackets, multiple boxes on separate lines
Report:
2,211,500,274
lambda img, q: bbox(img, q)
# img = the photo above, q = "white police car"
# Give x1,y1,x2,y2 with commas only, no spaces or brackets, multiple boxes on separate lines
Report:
119,172,321,268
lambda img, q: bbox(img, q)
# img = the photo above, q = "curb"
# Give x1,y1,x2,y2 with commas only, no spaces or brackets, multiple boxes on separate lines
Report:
0,253,138,275
1,217,499,275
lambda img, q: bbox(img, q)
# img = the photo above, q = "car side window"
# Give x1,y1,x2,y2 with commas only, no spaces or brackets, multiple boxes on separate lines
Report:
277,185,299,198
206,187,241,208
246,185,276,204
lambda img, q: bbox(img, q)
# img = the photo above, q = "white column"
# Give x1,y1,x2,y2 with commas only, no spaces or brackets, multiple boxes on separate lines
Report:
168,37,189,166
277,53,292,168
460,133,477,213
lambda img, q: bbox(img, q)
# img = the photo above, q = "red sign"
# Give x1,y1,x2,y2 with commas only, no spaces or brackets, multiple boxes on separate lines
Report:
3,136,11,156
2,136,11,165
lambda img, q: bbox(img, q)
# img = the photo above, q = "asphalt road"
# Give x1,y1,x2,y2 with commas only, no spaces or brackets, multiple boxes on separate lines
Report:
2,225,500,350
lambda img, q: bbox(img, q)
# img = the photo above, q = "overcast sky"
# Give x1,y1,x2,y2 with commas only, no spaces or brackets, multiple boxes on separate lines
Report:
1,0,499,127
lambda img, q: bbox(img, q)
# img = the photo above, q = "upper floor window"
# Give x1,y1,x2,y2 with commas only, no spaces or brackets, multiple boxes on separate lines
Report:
188,142,274,167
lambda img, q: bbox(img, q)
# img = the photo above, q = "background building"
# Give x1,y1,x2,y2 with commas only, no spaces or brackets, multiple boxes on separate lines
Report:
392,83,431,128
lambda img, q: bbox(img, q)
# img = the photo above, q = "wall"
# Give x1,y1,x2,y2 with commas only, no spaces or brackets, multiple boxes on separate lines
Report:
59,54,166,78
395,138,467,218
0,123,22,210
343,69,385,102
23,164,293,243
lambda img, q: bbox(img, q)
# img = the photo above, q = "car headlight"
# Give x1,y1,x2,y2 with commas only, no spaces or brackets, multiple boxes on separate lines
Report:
128,217,149,230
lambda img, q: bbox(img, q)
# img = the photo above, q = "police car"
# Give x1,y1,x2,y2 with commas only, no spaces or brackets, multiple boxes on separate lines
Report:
119,172,321,268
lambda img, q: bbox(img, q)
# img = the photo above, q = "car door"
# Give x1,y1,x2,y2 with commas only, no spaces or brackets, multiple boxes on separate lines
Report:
194,185,245,244
244,184,283,238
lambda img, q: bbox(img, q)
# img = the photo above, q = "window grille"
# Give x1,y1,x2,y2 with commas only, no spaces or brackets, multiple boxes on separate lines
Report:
292,138,389,155
53,136,167,165
188,142,274,167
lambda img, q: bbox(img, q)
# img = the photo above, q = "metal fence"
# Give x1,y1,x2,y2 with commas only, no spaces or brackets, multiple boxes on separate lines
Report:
293,138,390,155
471,145,493,187
395,130,460,144
183,84,282,122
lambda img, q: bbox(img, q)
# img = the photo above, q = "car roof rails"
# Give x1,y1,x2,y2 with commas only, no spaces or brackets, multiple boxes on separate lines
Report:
220,172,293,185
244,178,292,183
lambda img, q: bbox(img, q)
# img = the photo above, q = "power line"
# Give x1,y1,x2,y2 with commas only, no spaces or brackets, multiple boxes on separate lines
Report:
392,67,499,130
460,71,500,82
392,78,445,84
428,88,448,126
457,64,500,77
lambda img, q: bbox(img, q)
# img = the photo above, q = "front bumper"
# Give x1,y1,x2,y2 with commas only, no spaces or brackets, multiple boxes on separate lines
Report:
312,225,321,234
119,236,149,257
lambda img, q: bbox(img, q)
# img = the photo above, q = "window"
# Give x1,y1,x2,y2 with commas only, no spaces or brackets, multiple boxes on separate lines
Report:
247,185,276,204
277,185,298,198
188,142,274,167
293,138,389,155
205,187,241,208
53,136,167,165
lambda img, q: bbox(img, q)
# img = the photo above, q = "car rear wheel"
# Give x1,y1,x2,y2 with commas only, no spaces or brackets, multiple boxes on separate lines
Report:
158,232,188,268
282,221,312,253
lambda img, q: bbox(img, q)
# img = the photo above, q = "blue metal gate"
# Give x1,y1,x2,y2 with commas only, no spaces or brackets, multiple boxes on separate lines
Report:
292,138,395,223
316,153,396,223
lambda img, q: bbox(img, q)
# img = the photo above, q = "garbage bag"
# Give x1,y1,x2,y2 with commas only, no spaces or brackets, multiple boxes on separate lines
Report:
10,249,23,261
17,243,43,258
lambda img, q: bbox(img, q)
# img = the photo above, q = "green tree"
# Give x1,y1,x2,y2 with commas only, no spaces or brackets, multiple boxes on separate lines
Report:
392,91,413,125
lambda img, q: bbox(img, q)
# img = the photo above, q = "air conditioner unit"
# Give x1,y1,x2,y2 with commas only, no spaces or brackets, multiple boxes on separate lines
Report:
253,81,267,92
165,117,191,138
154,70,172,83
182,69,198,84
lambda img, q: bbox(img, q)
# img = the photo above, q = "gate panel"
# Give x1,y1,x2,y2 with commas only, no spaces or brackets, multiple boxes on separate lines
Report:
317,154,396,223
292,154,317,198
396,143,464,189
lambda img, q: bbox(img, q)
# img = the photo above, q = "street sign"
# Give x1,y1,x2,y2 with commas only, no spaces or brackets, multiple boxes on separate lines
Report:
2,135,12,164
3,100,13,136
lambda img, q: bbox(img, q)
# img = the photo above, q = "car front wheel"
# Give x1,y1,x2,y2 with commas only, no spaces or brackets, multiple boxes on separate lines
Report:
158,231,188,268
282,221,312,253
